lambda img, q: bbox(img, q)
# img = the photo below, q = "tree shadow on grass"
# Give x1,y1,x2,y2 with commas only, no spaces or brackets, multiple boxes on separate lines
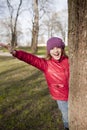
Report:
0,65,64,130
0,56,14,61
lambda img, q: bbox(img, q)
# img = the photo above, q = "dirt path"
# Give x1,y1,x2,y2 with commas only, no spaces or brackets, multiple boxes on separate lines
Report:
0,52,12,56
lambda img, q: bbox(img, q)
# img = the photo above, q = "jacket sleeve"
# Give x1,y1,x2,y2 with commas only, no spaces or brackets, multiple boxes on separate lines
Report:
13,50,47,72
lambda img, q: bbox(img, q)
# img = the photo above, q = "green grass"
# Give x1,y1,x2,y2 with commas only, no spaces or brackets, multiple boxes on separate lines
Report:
0,55,64,130
18,46,47,56
0,46,47,56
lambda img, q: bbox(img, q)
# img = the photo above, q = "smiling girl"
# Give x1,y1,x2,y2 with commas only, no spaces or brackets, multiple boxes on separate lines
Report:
0,37,69,130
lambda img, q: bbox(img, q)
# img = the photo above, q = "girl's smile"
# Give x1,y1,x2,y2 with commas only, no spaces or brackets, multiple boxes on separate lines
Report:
50,47,62,60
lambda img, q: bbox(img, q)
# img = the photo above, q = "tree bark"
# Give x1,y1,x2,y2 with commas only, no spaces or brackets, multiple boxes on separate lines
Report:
68,0,87,129
31,0,39,54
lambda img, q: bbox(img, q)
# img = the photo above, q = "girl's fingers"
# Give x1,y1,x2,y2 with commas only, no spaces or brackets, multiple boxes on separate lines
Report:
0,43,13,52
0,43,8,48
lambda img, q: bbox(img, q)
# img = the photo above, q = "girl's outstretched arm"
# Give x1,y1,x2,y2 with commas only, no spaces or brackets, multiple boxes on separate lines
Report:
0,43,47,72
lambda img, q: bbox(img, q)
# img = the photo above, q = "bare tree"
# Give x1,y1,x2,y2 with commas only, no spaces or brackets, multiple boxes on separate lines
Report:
7,0,22,47
52,12,67,41
42,12,67,41
28,0,54,53
31,0,39,53
0,18,11,43
68,0,87,129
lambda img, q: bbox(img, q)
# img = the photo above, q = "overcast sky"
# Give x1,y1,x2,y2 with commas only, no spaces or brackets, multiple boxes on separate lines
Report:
54,0,67,11
0,0,68,17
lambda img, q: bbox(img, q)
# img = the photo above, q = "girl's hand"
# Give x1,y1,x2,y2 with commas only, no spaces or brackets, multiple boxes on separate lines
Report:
0,43,15,54
0,43,8,49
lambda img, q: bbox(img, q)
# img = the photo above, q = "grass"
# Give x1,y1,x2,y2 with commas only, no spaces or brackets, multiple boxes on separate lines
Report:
18,46,47,56
0,50,65,130
0,46,47,56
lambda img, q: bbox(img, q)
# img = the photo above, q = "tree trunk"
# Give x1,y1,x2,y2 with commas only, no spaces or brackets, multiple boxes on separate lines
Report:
31,0,39,54
68,0,87,129
7,0,22,47
11,31,17,47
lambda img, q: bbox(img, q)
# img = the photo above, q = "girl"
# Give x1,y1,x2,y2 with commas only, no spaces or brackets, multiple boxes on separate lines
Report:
0,37,69,130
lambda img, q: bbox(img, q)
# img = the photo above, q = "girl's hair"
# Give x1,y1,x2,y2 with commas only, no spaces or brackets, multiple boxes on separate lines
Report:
45,48,68,60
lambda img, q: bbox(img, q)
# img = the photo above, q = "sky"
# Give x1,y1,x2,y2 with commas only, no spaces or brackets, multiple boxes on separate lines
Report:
0,0,68,18
54,0,67,11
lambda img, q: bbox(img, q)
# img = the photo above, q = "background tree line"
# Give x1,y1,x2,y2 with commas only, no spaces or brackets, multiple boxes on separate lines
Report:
0,0,67,53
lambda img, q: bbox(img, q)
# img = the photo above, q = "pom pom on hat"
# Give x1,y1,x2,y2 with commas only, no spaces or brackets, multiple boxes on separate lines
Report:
47,37,65,54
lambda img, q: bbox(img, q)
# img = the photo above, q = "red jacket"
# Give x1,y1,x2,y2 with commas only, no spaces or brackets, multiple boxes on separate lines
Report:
13,50,69,101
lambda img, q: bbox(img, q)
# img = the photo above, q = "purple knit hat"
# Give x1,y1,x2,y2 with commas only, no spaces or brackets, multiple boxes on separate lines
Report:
47,37,65,54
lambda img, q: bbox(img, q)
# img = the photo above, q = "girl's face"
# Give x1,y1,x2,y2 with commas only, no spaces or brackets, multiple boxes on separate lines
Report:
50,47,62,60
